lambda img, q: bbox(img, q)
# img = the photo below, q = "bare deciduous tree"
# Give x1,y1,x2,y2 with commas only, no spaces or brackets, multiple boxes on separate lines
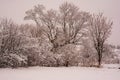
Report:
59,2,89,45
89,13,113,67
24,2,90,53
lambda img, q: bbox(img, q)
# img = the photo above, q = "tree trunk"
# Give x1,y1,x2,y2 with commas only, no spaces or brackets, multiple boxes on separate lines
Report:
98,51,102,67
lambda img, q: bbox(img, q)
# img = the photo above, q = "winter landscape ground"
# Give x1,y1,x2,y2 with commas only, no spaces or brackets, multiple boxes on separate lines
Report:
0,64,120,80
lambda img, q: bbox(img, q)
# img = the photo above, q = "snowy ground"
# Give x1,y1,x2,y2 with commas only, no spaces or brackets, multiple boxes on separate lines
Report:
0,65,120,80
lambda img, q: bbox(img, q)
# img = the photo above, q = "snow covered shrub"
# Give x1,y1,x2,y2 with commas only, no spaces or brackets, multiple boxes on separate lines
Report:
79,53,98,67
38,52,57,67
17,24,44,66
0,19,28,68
36,44,80,67
102,44,120,64
0,48,28,68
21,46,40,66
55,44,80,67
79,39,98,67
0,54,20,68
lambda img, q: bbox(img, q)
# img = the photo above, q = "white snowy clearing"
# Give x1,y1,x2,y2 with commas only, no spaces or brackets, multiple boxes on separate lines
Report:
0,65,120,80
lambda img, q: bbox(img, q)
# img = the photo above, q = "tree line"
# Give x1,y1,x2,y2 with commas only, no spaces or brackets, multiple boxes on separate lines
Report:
0,2,118,68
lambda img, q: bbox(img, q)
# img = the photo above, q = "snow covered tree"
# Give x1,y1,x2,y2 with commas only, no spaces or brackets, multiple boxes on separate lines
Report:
89,13,113,67
18,24,43,66
0,19,23,55
24,2,90,53
0,18,27,68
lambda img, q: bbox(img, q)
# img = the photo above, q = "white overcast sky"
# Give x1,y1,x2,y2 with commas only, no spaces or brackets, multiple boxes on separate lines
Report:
0,0,120,45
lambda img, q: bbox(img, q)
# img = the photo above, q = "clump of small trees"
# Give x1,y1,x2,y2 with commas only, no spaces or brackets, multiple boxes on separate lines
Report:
0,2,115,68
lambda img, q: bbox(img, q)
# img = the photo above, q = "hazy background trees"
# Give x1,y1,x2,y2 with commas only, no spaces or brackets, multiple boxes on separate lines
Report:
0,2,119,68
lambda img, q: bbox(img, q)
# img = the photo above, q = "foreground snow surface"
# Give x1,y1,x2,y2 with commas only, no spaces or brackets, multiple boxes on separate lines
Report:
0,66,120,80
